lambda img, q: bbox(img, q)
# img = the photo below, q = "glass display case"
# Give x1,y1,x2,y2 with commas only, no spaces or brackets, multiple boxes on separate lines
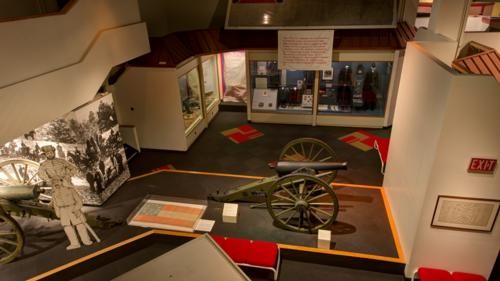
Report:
221,51,247,104
250,60,315,114
201,55,221,124
178,67,203,133
317,61,392,116
201,56,220,112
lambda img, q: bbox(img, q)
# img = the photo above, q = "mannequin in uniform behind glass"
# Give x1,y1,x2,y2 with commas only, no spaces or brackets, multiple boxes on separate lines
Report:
362,63,379,110
337,64,353,110
353,64,365,108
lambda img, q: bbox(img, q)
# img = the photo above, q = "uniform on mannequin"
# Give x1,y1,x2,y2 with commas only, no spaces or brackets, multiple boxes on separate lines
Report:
362,63,379,110
337,64,353,110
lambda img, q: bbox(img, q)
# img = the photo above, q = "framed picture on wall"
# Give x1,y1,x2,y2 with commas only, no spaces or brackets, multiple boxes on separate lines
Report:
431,195,500,232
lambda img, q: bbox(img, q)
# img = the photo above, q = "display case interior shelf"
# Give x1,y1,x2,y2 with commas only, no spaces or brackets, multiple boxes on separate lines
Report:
114,58,207,151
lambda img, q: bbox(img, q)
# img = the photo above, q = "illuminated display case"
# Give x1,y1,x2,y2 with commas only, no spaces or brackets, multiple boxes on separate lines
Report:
178,66,203,133
247,51,315,125
220,51,247,105
317,61,392,116
201,55,221,124
250,60,315,114
247,50,400,127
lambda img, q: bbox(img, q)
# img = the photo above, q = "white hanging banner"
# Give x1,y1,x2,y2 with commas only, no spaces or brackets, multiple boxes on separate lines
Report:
278,30,334,71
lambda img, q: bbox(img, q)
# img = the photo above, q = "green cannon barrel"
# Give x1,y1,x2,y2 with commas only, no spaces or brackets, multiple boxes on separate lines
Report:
0,185,40,200
272,161,348,175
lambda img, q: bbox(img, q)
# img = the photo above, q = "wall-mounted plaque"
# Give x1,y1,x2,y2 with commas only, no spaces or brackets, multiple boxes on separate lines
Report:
431,195,500,232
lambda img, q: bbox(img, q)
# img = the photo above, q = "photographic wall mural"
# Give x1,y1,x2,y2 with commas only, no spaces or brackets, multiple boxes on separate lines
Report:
0,93,129,206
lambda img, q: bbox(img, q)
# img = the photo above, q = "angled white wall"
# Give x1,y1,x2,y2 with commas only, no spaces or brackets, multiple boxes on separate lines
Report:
408,73,500,279
0,23,150,145
385,42,500,278
383,42,452,265
113,67,187,150
427,0,470,42
0,0,142,87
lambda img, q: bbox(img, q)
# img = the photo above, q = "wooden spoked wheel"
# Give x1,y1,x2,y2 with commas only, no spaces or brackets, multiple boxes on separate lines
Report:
266,174,339,233
0,211,24,264
279,138,337,183
0,159,51,204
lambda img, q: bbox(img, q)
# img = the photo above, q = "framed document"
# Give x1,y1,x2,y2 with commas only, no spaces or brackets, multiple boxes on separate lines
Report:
431,195,500,232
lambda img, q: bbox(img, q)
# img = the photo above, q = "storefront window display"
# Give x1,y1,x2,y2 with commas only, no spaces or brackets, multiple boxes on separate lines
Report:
250,60,315,114
178,67,203,133
318,61,392,116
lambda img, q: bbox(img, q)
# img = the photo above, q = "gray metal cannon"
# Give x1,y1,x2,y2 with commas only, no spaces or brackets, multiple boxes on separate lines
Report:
0,159,114,264
0,180,56,264
208,138,347,234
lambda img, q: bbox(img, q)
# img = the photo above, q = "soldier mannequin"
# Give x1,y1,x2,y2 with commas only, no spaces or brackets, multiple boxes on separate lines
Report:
38,145,95,250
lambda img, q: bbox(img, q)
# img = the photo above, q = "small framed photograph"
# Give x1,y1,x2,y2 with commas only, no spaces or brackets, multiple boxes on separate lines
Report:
322,68,333,80
431,195,500,232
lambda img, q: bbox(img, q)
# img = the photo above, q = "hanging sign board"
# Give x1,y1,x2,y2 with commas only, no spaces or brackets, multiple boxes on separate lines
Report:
278,30,334,71
467,158,497,174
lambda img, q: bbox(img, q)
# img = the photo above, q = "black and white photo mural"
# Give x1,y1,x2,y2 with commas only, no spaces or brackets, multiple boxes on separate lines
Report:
0,93,129,205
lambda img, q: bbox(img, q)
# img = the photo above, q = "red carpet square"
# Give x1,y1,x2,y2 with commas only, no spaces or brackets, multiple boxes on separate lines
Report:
221,125,264,144
338,130,379,151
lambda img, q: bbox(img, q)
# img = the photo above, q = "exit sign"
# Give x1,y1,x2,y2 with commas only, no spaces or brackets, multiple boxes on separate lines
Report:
468,158,497,174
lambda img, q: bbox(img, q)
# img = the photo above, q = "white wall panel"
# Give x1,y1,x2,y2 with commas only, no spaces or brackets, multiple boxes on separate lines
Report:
0,23,150,145
386,41,500,279
113,67,188,150
383,42,452,267
0,0,141,87
427,0,470,42
408,75,500,278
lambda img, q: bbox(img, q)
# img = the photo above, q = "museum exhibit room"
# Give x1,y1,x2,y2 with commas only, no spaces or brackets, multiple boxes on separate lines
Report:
0,0,499,280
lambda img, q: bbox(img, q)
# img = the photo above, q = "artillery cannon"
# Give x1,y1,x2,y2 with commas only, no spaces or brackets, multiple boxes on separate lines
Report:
0,159,112,264
208,138,347,233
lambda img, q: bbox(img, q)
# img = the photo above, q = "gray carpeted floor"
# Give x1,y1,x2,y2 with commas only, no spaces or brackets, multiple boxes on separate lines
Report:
0,111,402,281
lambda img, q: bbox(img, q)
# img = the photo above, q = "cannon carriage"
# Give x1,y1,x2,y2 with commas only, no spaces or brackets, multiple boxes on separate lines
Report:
209,138,347,234
0,159,109,264
0,159,55,264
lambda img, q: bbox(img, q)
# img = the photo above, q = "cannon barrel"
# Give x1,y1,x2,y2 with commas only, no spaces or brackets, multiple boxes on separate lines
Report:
272,161,347,174
0,185,41,200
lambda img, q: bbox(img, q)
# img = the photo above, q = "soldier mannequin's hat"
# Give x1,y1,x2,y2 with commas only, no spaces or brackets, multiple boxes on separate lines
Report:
40,145,56,153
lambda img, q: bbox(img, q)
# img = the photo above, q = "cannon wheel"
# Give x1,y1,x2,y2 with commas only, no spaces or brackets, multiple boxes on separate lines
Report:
0,210,24,264
279,138,337,183
0,159,51,204
266,173,339,233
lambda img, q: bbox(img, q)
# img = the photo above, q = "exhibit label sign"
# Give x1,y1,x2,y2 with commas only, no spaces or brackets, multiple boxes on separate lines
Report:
467,158,497,174
278,30,334,71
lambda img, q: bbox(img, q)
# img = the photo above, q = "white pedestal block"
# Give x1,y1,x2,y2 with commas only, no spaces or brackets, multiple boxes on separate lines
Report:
222,203,238,223
317,229,331,249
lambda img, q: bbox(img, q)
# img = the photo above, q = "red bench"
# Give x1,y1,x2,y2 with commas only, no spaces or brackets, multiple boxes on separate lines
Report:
412,267,486,281
212,235,280,280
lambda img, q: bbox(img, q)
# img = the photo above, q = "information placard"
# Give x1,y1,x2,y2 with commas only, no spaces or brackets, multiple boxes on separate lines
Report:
278,30,334,71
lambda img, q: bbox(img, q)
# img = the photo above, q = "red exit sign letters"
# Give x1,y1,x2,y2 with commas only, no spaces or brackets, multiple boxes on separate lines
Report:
468,158,497,174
